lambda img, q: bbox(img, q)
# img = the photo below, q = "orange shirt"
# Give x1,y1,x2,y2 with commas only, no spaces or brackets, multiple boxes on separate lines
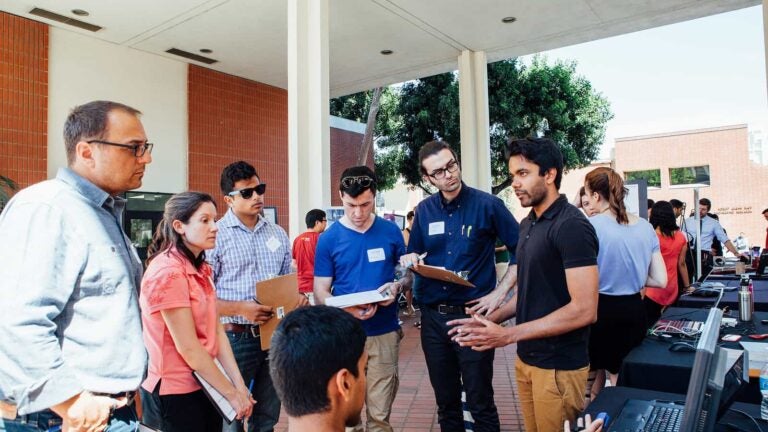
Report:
140,248,220,395
292,231,320,293
646,231,687,306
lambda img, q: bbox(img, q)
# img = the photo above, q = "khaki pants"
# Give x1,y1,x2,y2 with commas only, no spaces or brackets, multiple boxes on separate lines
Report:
347,329,402,432
515,357,588,432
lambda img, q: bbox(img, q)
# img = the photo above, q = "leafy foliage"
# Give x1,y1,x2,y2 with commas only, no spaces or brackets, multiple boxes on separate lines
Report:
330,56,613,194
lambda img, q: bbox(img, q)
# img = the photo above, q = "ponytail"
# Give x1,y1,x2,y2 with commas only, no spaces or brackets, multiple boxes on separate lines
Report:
585,167,629,225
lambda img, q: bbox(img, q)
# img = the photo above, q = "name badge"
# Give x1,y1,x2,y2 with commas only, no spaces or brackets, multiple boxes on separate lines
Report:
367,248,386,262
428,222,445,236
266,236,281,252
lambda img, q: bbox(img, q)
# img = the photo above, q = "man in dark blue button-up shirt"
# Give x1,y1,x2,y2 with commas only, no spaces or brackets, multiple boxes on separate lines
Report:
400,141,519,432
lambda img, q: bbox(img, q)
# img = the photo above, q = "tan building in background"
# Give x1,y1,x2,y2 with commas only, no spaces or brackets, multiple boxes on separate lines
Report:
611,124,768,252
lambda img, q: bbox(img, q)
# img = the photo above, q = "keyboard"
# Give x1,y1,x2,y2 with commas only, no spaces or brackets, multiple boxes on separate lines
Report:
646,405,683,432
652,319,704,336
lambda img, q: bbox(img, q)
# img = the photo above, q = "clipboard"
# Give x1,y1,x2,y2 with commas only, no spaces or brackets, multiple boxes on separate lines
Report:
256,273,299,350
192,359,237,424
412,265,475,288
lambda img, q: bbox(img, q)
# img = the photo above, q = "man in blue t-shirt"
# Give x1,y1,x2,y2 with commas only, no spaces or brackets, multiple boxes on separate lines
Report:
314,166,411,432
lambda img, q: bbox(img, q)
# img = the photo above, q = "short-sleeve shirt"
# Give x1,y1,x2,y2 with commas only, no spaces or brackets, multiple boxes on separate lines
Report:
314,217,405,336
292,231,320,293
140,248,219,395
516,195,599,370
589,214,660,296
207,209,292,325
683,215,729,251
646,231,688,306
406,183,519,305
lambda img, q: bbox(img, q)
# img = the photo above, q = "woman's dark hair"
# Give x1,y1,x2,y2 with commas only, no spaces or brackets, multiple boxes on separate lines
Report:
147,191,217,268
650,201,679,238
579,186,587,198
585,167,629,225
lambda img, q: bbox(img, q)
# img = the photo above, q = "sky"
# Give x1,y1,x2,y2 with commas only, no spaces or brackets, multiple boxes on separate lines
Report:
528,5,767,159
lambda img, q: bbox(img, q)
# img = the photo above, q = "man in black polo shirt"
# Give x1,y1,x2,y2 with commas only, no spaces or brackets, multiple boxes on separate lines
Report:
400,140,519,432
450,137,599,432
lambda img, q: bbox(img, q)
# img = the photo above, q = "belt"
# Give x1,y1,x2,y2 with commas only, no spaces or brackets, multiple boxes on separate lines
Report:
92,391,137,407
223,323,260,338
426,303,467,315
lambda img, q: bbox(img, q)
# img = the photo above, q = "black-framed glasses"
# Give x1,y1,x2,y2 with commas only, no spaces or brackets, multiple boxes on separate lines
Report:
87,140,154,157
427,159,459,180
228,184,267,199
341,175,375,189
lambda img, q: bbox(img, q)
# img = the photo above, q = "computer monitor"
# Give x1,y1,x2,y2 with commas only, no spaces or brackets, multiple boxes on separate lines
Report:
757,251,768,276
678,307,745,432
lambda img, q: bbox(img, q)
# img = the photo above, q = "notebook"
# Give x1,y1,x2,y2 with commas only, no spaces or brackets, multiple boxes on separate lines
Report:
192,359,237,424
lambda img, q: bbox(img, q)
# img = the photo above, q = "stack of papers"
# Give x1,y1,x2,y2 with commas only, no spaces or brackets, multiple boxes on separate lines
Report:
325,291,389,308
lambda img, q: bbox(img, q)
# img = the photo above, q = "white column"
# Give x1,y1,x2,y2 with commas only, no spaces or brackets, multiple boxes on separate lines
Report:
458,50,491,193
764,0,768,103
288,0,331,239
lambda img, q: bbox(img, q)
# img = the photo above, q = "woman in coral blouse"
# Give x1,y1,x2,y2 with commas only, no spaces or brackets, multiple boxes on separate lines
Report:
139,192,253,431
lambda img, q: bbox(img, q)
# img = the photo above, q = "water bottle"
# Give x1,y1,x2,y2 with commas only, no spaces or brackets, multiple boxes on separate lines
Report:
760,363,768,419
739,276,753,322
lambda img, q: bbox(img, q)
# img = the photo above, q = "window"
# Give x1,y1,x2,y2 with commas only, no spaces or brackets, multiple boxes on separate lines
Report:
625,169,661,188
669,165,710,187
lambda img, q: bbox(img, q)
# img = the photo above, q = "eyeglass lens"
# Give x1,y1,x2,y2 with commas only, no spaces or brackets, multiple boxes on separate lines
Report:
235,183,267,199
341,176,373,188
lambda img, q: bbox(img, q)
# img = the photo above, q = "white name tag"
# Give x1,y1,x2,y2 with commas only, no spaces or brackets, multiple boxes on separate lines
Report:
367,248,386,262
428,221,445,236
266,236,281,252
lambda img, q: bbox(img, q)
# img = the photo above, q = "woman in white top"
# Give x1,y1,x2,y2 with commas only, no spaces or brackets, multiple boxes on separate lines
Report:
583,167,667,399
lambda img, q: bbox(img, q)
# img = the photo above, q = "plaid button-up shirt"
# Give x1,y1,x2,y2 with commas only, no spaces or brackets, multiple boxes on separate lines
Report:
207,209,292,324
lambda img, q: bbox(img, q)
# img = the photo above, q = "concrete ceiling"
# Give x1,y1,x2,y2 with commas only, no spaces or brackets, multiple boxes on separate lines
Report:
0,0,760,97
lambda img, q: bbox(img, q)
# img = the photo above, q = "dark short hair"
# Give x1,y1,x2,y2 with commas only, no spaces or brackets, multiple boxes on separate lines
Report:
64,101,142,165
270,306,367,417
305,209,326,228
669,199,684,209
406,211,414,221
699,198,712,211
647,199,655,209
650,201,678,238
418,141,459,175
505,137,564,189
339,166,377,198
220,161,259,195
763,208,768,214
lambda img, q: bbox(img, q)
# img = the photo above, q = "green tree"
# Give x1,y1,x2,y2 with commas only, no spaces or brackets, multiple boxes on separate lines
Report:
0,175,17,212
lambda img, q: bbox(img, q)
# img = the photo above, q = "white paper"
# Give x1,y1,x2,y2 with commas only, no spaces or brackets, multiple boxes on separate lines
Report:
325,290,389,308
367,248,385,262
266,236,280,252
428,221,445,235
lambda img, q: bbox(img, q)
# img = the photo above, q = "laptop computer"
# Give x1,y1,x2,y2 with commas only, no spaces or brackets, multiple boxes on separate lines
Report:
608,308,746,432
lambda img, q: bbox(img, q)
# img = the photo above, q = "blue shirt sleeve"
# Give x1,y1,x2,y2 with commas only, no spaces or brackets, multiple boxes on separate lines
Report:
314,229,334,278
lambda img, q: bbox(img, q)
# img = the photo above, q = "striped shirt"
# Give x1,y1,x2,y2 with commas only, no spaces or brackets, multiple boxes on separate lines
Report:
207,209,292,324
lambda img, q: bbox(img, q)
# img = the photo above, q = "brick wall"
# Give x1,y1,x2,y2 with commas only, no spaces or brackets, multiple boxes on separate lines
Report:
188,65,289,231
615,125,768,251
330,127,370,206
0,12,47,191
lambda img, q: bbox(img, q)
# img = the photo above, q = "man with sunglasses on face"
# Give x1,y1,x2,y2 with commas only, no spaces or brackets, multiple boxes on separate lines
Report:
0,101,151,432
314,166,412,432
207,161,309,432
399,141,520,432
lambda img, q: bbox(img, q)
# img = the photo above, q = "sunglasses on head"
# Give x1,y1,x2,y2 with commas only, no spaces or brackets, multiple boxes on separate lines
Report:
341,176,374,189
228,183,267,199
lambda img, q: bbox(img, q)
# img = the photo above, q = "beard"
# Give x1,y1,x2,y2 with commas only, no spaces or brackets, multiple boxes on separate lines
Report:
516,182,548,208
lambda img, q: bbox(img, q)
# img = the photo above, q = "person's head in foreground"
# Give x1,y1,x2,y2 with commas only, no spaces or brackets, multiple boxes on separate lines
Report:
270,306,368,431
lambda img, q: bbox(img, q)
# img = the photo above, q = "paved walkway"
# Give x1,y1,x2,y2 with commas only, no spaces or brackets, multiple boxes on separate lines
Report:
275,311,525,431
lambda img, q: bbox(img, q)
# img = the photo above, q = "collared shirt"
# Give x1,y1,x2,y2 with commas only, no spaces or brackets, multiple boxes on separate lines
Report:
207,209,292,325
407,183,519,305
515,195,598,370
141,248,219,395
0,168,146,415
683,215,728,250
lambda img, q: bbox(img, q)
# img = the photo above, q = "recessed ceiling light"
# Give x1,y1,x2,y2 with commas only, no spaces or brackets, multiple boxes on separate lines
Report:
380,49,393,55
200,48,213,54
501,16,517,24
71,9,89,16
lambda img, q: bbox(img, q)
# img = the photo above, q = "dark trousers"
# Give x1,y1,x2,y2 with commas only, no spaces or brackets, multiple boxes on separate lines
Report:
420,306,500,432
142,384,222,432
643,296,664,329
224,331,280,432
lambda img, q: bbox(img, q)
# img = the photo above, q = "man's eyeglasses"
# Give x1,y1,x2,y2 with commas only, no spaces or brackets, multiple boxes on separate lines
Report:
227,184,267,199
341,176,375,189
87,140,154,157
427,159,459,179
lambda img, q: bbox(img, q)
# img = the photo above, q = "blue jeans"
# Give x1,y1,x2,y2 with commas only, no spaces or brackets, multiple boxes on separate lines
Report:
0,405,139,431
224,331,280,432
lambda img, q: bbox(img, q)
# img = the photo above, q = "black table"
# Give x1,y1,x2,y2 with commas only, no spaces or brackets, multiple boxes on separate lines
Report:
585,387,766,432
618,307,768,404
676,279,768,311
